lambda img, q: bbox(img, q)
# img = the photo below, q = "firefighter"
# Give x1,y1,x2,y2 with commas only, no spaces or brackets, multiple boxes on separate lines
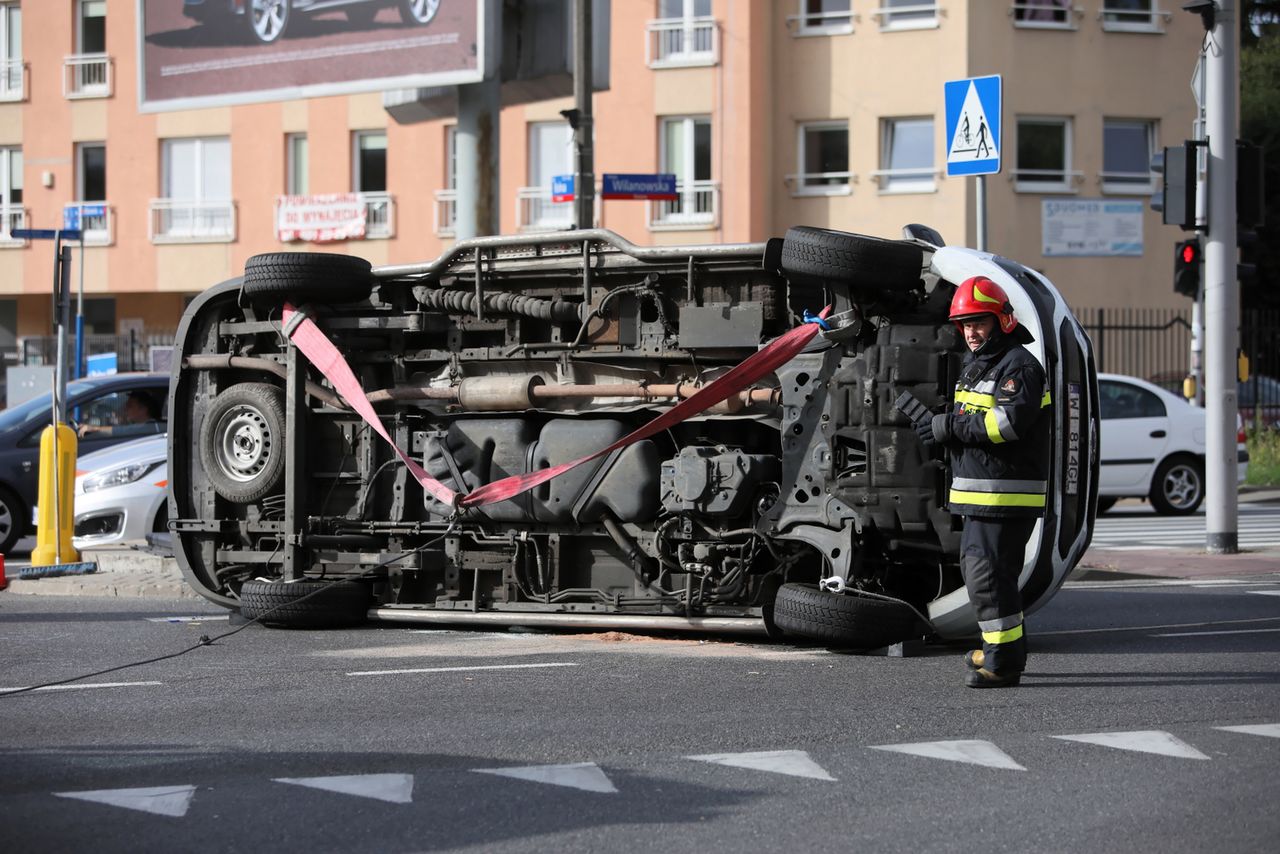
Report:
920,276,1051,688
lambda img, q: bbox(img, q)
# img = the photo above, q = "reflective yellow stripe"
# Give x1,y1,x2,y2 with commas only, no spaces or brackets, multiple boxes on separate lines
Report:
984,409,1006,444
955,390,995,409
949,489,1046,508
982,624,1025,644
1041,390,1052,407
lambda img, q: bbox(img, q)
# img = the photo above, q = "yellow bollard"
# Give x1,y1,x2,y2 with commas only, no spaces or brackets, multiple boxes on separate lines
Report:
31,423,80,566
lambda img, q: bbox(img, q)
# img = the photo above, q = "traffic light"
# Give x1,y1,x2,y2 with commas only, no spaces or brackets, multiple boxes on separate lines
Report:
1150,142,1200,230
1174,238,1201,298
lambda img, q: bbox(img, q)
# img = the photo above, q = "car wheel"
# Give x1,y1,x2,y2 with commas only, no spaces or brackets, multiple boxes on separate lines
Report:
771,583,927,648
200,383,287,504
239,578,371,629
779,227,924,290
400,0,441,25
0,484,25,555
246,0,290,44
1096,497,1118,514
1149,455,1204,515
241,252,374,306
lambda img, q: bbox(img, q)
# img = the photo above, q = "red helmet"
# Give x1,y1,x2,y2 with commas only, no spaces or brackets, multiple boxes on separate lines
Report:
948,276,1018,334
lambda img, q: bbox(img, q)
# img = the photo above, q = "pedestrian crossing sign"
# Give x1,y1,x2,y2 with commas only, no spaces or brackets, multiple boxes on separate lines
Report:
945,75,1002,176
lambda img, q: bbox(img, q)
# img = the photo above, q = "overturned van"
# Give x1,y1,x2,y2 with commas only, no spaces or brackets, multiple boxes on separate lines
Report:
168,225,1099,647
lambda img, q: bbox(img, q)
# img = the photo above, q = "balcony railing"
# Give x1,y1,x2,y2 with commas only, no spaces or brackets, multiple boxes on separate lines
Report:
1010,1,1079,29
1099,4,1169,33
872,3,942,31
1099,170,1155,195
63,202,113,245
869,167,940,193
0,59,25,102
149,199,237,243
646,17,719,68
63,54,112,99
360,191,394,239
785,171,855,197
434,189,457,237
648,180,719,231
1,205,28,247
516,186,575,232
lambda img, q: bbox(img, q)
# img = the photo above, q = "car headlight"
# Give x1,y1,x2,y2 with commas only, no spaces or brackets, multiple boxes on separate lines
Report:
82,461,163,494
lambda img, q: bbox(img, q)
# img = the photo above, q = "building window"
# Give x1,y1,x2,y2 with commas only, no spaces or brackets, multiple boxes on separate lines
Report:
792,121,850,196
877,117,936,193
353,131,392,238
436,125,457,237
0,145,23,242
76,0,106,53
519,121,574,231
66,142,111,244
153,136,234,242
1012,1,1075,29
1015,117,1075,193
1101,0,1163,33
793,0,854,35
648,0,717,68
876,0,940,31
1,2,21,101
652,115,716,229
1101,119,1156,194
286,133,308,196
66,0,110,98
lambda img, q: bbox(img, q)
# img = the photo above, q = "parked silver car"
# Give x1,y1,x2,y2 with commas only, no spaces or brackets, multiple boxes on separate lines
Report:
182,0,441,45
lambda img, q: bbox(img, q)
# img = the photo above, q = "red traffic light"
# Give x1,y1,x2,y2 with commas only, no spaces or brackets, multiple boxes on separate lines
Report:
1181,243,1198,264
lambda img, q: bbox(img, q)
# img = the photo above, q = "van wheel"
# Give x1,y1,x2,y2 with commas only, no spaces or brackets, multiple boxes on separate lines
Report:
200,383,287,504
0,485,25,555
772,583,927,648
239,579,371,629
242,252,374,305
1150,455,1204,515
780,227,924,290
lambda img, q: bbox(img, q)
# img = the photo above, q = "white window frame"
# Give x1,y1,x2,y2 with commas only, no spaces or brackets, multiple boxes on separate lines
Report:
152,136,235,243
1100,119,1157,195
352,130,387,193
647,1,718,68
0,2,23,102
1010,1,1078,30
0,145,24,246
65,0,110,99
652,116,717,230
70,142,111,245
789,121,852,197
1014,117,1079,194
285,133,308,196
788,0,856,36
873,1,941,32
875,117,937,194
1099,1,1170,34
435,125,457,237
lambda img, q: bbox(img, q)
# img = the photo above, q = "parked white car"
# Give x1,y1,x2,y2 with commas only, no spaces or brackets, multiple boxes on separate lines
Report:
73,435,169,549
1097,373,1248,515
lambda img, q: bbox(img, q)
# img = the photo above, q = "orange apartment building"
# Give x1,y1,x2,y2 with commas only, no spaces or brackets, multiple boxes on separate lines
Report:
0,1,1204,367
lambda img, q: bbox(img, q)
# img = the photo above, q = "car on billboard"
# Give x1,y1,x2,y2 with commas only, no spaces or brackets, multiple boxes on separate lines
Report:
168,225,1099,648
182,0,441,45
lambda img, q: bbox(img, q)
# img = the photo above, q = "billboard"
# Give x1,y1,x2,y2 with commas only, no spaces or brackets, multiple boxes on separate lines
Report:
137,0,486,112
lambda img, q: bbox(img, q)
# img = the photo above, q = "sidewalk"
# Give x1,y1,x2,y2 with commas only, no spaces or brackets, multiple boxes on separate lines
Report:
3,547,198,600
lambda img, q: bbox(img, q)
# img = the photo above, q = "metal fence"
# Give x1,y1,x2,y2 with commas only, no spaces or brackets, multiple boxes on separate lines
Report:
19,330,177,374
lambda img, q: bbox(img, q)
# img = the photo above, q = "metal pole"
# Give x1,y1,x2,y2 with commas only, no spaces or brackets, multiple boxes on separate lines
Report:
573,0,595,231
454,0,501,241
74,233,85,379
55,244,72,423
975,174,987,252
1204,0,1238,554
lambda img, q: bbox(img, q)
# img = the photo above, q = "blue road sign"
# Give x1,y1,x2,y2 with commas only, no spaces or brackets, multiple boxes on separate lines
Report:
11,228,82,241
601,173,677,200
945,75,1002,177
552,174,575,203
86,352,118,376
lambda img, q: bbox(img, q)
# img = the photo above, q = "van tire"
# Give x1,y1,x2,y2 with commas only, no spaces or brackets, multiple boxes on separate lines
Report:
242,252,374,305
780,227,923,290
200,383,287,504
239,578,371,629
772,583,926,648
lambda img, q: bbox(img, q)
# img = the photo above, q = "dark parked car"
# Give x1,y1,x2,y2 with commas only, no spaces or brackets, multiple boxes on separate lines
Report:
1239,374,1280,430
182,0,441,45
0,373,169,554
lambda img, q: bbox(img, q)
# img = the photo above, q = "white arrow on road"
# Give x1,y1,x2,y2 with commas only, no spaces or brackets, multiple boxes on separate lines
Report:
273,773,414,803
687,749,836,781
472,762,618,794
55,785,197,817
1052,730,1209,759
870,740,1025,770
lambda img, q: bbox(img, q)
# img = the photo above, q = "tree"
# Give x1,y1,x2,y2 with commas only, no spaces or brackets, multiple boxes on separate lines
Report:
1240,1,1280,309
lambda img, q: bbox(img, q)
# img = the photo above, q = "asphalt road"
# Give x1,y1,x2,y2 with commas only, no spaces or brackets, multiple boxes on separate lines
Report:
2,578,1279,853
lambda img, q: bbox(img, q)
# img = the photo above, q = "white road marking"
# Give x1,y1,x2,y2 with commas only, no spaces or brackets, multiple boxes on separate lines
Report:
1151,627,1280,637
346,662,579,677
55,785,197,817
145,615,230,623
687,749,836,781
472,762,617,794
0,681,162,693
274,774,414,804
1214,724,1280,739
1249,591,1280,597
1065,579,1278,591
869,740,1025,771
1052,730,1209,760
1036,616,1280,637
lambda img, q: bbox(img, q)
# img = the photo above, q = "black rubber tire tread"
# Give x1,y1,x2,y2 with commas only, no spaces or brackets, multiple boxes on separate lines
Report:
1095,497,1118,514
1148,455,1205,516
199,382,287,504
239,578,371,629
772,583,926,648
780,227,923,289
0,483,25,555
242,252,373,305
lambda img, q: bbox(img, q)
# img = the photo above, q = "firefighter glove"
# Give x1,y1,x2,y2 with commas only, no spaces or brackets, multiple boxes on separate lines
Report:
929,412,952,443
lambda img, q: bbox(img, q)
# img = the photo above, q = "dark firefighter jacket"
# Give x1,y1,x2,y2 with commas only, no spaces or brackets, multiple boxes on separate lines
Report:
945,333,1051,518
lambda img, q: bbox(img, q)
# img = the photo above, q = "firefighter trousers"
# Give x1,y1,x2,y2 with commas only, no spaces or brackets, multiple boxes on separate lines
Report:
960,516,1036,674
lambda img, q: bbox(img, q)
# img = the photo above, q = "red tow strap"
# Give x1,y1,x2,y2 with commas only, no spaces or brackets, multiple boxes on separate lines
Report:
282,303,830,511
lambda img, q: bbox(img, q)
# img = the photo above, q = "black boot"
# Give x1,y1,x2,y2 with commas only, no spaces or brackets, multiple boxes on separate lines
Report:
965,667,1021,689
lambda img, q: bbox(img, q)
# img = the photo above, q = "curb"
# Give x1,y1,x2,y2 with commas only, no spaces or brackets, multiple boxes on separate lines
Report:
2,548,198,600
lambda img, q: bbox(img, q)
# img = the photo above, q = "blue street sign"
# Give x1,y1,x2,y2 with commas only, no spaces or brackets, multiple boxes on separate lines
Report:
86,352,118,377
63,206,80,231
552,174,575,203
601,173,678,200
945,75,1002,177
11,228,82,241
